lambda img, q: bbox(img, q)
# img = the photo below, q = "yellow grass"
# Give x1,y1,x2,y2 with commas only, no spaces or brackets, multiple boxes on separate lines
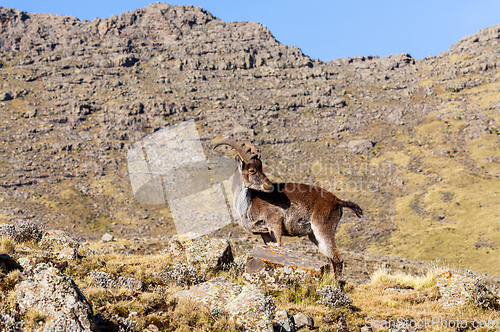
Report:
370,267,446,290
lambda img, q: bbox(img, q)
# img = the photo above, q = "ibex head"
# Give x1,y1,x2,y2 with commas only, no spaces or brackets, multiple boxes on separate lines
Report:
214,138,273,192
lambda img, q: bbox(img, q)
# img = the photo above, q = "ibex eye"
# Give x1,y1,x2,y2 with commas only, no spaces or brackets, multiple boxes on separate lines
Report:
249,169,256,174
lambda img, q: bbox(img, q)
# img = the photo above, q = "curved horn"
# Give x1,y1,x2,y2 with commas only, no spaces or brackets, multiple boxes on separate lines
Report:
213,138,260,162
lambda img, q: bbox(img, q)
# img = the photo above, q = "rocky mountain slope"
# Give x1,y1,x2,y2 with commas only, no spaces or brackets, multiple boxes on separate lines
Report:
0,4,499,275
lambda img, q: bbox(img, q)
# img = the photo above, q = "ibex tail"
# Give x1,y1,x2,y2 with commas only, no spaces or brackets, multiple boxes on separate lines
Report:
340,200,363,218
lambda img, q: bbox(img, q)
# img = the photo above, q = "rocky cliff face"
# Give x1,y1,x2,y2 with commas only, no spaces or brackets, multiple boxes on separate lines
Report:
0,4,499,274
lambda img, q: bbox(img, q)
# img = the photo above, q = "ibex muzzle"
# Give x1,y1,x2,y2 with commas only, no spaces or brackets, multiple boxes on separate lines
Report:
214,138,363,278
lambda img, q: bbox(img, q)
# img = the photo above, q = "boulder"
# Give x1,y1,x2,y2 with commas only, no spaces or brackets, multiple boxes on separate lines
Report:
174,276,273,331
0,92,12,101
14,263,93,331
173,276,242,307
273,309,295,332
39,230,80,251
292,312,314,330
225,285,273,332
244,245,328,290
436,270,499,308
167,232,233,270
116,54,139,67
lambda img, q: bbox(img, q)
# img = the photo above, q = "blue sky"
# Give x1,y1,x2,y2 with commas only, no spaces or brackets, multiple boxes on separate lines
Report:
3,0,500,61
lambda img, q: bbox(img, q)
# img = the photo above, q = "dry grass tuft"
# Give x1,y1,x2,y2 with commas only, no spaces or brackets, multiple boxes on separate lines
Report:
23,309,47,330
370,266,446,290
0,236,15,255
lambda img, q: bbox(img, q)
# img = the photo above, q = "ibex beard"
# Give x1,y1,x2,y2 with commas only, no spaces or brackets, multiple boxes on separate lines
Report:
214,138,363,278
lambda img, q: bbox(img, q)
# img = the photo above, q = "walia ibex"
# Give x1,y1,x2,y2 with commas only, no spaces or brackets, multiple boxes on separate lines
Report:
214,138,363,277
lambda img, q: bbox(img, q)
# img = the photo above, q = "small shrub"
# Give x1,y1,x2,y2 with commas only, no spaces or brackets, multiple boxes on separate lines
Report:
113,314,138,332
0,219,44,244
23,310,46,330
2,270,21,291
14,219,44,243
0,225,16,240
88,271,119,289
164,261,205,287
464,270,500,309
316,285,352,307
223,254,246,274
264,295,276,317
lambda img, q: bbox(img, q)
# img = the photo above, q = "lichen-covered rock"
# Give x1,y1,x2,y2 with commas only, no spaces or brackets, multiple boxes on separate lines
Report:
225,285,273,332
244,245,328,290
39,230,80,251
436,270,499,308
173,276,242,308
17,255,50,277
167,232,233,270
273,309,295,332
174,276,273,331
14,263,93,331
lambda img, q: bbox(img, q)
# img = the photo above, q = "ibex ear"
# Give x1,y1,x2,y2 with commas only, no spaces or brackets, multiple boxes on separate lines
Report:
235,155,244,171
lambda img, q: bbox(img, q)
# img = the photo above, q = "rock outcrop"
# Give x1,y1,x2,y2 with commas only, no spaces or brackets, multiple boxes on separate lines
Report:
244,244,329,290
174,276,274,331
14,263,93,331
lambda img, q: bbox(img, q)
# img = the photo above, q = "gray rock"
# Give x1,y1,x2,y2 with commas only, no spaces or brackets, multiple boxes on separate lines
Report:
58,247,78,261
173,276,242,307
436,270,499,308
244,245,328,290
101,232,114,243
225,285,273,332
14,263,93,331
167,232,233,271
274,309,295,332
174,276,273,331
292,312,314,329
39,230,80,251
0,92,12,101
